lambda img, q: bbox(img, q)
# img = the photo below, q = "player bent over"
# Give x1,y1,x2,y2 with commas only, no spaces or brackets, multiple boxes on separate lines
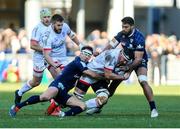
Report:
73,48,132,113
9,46,101,117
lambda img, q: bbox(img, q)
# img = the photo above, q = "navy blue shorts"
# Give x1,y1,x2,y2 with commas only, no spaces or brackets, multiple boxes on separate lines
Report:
49,80,71,106
135,58,148,71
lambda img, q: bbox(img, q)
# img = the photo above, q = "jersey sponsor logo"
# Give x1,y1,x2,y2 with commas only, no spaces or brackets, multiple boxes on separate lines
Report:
74,74,80,79
58,82,65,90
137,44,143,49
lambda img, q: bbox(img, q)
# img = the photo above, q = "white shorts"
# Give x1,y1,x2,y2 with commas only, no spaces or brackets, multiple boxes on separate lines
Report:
33,54,46,77
45,57,69,70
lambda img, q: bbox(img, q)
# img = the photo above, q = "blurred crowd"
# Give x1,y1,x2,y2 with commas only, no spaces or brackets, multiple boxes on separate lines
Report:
0,24,180,59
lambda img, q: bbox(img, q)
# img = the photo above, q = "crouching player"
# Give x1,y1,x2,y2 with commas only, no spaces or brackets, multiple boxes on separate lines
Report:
9,46,102,118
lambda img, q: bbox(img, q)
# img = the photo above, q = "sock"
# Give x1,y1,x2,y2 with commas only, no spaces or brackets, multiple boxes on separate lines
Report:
65,106,83,116
85,98,98,109
18,80,32,96
149,101,156,111
17,95,40,109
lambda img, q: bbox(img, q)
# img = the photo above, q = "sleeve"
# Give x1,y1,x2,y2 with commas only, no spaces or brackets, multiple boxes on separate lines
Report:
134,34,145,51
114,32,122,43
31,26,41,42
43,31,52,50
78,61,88,72
63,23,71,35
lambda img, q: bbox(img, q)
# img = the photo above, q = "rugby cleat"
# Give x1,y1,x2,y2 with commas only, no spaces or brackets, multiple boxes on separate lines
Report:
58,111,65,118
151,109,159,118
14,90,22,105
9,105,19,117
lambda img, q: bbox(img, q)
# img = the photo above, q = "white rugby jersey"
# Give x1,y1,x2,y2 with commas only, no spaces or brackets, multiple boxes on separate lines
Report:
31,22,49,56
43,23,71,58
87,48,122,74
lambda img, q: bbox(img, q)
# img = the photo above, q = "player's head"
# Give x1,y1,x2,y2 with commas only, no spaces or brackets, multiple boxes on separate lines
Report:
121,16,134,35
51,14,64,33
80,46,93,62
118,48,133,65
40,8,51,26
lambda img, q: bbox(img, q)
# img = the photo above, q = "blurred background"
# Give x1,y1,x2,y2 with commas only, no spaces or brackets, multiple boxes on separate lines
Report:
0,0,180,85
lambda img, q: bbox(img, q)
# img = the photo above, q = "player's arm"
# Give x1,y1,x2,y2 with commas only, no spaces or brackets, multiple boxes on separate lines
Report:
43,49,59,69
127,51,143,72
30,39,43,52
83,70,105,79
104,69,128,80
67,28,83,49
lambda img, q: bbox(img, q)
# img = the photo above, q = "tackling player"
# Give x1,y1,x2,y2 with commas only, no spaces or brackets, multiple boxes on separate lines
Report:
92,16,158,118
9,46,102,117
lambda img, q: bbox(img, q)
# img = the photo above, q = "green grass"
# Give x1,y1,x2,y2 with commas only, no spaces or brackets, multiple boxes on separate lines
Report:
0,82,180,128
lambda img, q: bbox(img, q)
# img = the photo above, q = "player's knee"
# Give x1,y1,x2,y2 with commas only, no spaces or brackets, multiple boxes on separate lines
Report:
96,89,109,106
138,75,148,84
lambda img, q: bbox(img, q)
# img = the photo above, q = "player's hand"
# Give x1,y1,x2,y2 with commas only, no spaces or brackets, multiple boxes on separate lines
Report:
93,51,100,57
119,66,129,71
123,72,130,80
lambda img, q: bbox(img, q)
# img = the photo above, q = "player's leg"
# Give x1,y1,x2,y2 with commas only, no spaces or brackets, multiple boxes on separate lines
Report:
15,71,43,105
14,59,45,105
85,80,110,114
135,66,158,118
73,80,90,100
107,80,123,97
10,81,59,117
46,60,66,115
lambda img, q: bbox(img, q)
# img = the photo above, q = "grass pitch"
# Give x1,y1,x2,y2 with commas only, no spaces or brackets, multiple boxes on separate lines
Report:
0,82,180,128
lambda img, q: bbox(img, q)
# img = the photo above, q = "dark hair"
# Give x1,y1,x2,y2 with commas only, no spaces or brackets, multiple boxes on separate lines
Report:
121,16,134,26
51,14,64,23
81,45,93,54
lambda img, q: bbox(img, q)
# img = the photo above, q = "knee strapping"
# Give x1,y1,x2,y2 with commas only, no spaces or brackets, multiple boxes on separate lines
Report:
138,75,147,83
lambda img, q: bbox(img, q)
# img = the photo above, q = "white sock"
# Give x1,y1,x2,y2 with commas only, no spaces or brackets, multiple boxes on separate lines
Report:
85,98,98,109
18,80,32,96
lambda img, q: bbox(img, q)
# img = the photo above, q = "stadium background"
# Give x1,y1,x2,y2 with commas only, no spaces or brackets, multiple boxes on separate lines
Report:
0,0,180,128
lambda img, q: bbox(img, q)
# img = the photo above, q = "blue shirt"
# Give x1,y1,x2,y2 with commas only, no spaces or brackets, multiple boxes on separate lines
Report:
114,28,148,61
51,56,88,91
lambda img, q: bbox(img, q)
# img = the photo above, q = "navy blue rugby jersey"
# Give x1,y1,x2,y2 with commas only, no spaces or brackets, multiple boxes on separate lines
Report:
114,28,148,61
54,56,88,91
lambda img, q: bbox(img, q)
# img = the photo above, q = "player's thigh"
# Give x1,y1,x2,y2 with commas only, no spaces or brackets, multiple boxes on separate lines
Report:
40,87,59,100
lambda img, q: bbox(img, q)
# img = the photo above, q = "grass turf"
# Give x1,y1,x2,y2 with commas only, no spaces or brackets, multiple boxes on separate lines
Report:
0,82,180,128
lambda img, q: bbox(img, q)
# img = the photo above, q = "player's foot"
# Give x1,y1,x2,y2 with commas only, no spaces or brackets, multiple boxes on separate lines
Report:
14,90,22,105
9,105,19,117
50,106,61,116
58,111,65,118
45,99,58,115
151,109,159,118
86,107,102,115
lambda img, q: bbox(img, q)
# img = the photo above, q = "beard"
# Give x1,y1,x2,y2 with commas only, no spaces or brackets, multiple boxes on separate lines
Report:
122,29,133,36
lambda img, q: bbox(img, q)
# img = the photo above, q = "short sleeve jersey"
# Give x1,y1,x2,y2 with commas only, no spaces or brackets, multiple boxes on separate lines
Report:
114,29,148,61
43,23,71,58
31,22,49,56
87,49,122,74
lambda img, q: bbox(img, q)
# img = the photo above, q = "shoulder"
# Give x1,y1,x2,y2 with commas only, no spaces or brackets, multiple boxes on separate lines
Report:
134,29,145,42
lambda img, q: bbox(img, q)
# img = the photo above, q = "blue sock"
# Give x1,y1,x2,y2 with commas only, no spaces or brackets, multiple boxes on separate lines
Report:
17,95,40,109
65,106,83,116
